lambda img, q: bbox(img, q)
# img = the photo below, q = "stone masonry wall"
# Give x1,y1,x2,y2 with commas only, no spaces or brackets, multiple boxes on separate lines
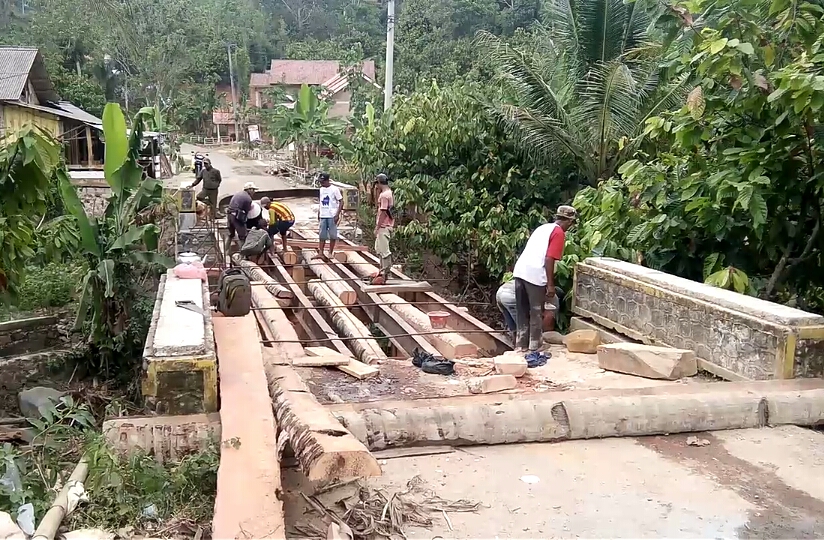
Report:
572,263,824,380
0,315,64,357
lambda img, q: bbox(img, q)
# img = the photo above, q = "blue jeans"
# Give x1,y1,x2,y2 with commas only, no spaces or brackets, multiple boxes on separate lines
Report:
318,217,338,240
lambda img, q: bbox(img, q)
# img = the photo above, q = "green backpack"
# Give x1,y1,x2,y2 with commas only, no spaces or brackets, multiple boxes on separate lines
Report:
217,268,252,316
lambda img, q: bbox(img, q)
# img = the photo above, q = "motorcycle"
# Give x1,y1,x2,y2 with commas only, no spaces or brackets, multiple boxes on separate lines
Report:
191,151,208,175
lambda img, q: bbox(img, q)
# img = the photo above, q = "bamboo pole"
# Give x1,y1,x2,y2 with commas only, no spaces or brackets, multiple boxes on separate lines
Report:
32,458,89,540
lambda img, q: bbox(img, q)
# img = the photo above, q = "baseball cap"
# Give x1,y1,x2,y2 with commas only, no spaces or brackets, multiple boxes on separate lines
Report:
243,181,259,191
318,172,330,182
375,173,389,185
556,205,578,221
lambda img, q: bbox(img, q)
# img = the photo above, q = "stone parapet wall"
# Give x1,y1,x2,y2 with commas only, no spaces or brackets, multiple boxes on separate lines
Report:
141,271,217,415
572,258,824,381
0,315,64,357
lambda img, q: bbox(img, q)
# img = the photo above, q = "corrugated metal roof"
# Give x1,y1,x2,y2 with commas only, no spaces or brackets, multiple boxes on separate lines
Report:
0,47,59,103
8,102,102,129
54,101,102,126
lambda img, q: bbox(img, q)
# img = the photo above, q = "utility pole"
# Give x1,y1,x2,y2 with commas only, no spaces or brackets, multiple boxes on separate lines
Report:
227,43,240,142
383,0,395,112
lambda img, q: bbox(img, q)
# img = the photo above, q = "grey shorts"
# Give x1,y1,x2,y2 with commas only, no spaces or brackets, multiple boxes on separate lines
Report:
319,217,338,240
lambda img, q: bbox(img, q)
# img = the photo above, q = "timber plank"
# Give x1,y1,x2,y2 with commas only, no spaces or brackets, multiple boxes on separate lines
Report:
292,355,350,367
361,281,433,293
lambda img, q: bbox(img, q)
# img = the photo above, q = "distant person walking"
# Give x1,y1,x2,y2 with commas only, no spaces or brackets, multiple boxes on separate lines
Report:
225,182,258,252
190,157,222,215
372,173,394,284
317,172,343,257
512,205,577,366
260,197,296,252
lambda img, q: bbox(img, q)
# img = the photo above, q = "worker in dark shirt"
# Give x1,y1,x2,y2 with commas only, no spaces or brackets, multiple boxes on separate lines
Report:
190,158,222,215
226,182,258,252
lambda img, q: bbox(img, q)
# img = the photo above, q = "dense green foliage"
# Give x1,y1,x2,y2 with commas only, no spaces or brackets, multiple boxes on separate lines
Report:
58,104,171,375
0,128,65,295
571,0,824,310
352,83,574,280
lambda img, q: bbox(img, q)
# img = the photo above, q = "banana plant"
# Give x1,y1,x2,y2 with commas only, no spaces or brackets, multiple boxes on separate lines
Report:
58,103,171,365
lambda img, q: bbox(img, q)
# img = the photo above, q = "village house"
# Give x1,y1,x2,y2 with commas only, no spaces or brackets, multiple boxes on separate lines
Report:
249,59,377,117
0,47,104,169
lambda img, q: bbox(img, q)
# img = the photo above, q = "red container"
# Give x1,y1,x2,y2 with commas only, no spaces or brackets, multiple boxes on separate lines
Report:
428,311,450,329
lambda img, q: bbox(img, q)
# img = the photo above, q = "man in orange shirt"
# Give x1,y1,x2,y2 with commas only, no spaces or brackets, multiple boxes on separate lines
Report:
512,205,577,366
373,174,394,284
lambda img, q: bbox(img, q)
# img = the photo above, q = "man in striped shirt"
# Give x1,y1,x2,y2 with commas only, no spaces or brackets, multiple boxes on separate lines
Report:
260,197,296,251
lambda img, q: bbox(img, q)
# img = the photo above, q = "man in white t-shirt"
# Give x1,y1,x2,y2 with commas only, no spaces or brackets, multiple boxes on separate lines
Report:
317,172,343,257
512,205,577,365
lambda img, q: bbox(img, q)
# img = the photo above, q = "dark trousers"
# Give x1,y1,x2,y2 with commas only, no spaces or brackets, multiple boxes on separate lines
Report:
515,277,545,351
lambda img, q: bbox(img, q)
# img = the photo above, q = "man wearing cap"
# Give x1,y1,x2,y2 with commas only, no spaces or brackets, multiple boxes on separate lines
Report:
372,173,394,284
260,197,295,251
317,172,343,257
512,205,577,366
191,158,222,215
225,182,258,251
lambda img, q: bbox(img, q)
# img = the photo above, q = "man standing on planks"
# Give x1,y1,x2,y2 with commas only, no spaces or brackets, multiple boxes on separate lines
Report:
512,205,577,366
317,172,343,258
372,173,395,284
225,182,258,253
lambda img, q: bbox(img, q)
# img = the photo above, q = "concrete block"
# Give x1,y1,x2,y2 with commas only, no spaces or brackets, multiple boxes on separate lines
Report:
542,331,564,345
494,353,528,377
141,271,217,415
564,329,601,354
467,374,518,394
597,343,697,380
103,413,220,463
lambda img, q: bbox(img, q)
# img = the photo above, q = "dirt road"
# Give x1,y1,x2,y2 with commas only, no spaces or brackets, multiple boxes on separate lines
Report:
178,143,294,197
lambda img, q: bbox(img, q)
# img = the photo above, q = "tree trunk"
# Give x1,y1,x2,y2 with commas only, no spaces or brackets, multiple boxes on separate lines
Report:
267,363,381,482
307,280,385,365
300,249,357,305
232,254,292,299
337,251,378,279
252,288,305,362
380,294,477,359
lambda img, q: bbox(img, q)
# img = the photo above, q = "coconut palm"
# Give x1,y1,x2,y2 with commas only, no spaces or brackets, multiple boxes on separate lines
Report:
479,0,689,186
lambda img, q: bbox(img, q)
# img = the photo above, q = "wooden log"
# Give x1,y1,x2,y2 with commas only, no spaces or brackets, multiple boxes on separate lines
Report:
290,239,369,251
380,294,478,359
307,280,386,367
300,249,357,305
337,251,379,279
330,380,824,451
267,364,381,482
265,254,352,358
252,288,305,363
231,254,292,299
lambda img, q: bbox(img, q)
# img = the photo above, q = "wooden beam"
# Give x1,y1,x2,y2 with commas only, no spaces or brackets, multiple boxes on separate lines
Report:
264,254,352,359
329,258,444,360
292,355,349,367
251,288,305,363
381,293,478,359
85,126,95,166
299,249,357,305
289,239,369,252
361,281,432,294
306,279,386,366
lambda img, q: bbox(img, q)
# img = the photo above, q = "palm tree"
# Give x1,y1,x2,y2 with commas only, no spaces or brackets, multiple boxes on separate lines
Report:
479,0,688,186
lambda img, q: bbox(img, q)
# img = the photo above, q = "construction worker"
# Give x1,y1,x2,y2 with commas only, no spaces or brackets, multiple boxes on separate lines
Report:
260,197,295,252
190,157,222,216
496,276,564,338
512,205,577,366
372,173,394,284
226,182,258,252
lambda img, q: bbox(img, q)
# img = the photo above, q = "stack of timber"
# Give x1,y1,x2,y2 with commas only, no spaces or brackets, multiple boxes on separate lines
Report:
573,257,824,380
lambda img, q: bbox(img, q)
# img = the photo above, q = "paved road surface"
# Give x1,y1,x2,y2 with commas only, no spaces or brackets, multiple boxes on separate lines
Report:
283,425,824,538
178,143,294,198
